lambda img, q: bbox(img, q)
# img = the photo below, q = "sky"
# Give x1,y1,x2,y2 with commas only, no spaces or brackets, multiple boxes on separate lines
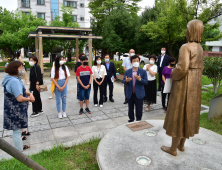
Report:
0,0,155,15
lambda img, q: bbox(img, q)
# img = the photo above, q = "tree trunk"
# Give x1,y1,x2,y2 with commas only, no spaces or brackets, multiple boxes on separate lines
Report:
167,42,174,57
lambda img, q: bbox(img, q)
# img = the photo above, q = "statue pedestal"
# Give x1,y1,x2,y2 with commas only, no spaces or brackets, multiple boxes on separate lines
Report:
97,120,222,170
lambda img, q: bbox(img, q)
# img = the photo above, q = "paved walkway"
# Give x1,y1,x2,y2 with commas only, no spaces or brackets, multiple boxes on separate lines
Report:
0,71,166,160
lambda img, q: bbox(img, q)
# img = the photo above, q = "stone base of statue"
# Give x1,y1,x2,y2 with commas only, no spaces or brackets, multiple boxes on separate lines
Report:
97,120,222,170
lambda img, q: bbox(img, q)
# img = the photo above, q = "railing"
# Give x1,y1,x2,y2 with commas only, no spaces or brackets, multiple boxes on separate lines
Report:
0,138,46,170
21,2,30,8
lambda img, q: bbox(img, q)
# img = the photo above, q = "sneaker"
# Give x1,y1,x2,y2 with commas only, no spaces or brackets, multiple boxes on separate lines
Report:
38,110,44,114
58,112,62,119
85,108,91,114
62,112,67,118
94,104,98,107
100,105,103,108
49,97,53,99
30,112,39,118
79,108,84,115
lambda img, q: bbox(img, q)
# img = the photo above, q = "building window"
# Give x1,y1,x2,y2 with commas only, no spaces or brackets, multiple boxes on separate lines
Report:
64,1,77,8
25,12,30,15
214,17,218,21
80,17,84,21
21,0,30,8
80,3,84,7
73,15,77,22
37,0,45,5
37,13,45,20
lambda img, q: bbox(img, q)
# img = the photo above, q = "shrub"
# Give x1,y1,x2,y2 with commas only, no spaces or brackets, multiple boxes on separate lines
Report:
203,57,222,94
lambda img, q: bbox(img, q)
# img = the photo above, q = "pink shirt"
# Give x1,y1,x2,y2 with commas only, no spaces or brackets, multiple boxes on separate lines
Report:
132,70,137,92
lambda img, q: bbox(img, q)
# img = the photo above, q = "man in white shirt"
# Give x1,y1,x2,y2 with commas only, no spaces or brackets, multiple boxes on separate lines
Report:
157,47,169,91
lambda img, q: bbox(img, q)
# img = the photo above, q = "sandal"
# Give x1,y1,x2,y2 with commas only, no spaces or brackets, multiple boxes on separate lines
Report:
22,131,31,136
22,136,27,140
23,145,30,150
145,106,150,111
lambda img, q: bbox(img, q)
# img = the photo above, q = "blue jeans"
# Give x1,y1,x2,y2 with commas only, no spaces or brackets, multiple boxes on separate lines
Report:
79,87,91,101
13,129,23,151
55,79,67,112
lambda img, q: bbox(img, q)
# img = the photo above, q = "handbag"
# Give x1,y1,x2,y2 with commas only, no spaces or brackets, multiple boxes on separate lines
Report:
35,66,48,92
50,79,57,93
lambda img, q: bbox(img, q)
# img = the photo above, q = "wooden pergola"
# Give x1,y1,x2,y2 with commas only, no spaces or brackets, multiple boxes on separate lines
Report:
28,26,102,73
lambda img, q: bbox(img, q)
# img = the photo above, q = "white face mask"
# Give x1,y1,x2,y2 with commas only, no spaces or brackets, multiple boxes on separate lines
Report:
129,53,135,57
59,61,66,65
29,61,34,66
132,62,139,68
18,69,25,77
161,51,165,54
97,60,101,64
149,60,155,64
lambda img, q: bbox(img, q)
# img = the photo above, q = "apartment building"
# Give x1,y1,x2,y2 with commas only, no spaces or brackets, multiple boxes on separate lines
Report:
17,0,93,28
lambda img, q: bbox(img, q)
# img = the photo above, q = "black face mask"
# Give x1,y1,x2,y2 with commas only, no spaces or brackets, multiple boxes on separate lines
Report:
83,62,88,66
170,63,175,67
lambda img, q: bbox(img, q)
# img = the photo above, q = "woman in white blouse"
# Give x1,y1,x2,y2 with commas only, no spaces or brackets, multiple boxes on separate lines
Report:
51,55,70,118
92,56,107,107
143,55,157,111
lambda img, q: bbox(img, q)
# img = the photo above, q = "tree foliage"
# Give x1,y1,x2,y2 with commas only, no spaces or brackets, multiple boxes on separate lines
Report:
203,57,222,94
142,0,222,57
0,7,46,58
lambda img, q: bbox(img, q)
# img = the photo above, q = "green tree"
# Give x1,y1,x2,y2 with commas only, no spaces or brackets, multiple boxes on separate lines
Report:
101,4,138,55
142,0,222,58
0,7,46,58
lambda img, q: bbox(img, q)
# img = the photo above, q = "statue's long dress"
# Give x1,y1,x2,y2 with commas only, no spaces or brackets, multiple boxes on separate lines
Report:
163,42,204,138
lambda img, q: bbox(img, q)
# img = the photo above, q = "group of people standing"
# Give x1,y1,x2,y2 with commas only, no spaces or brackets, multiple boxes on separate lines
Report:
123,48,176,122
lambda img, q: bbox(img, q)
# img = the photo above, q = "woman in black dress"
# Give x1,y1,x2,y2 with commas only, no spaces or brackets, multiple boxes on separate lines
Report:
29,56,43,118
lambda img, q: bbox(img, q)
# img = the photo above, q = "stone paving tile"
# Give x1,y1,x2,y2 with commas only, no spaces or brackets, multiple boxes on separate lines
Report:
106,112,126,118
48,117,70,124
68,114,87,120
50,120,73,129
74,122,100,135
2,130,12,137
102,108,119,114
98,105,115,111
28,120,49,127
101,128,115,136
113,104,128,108
26,130,54,145
111,116,129,126
95,119,118,130
118,107,129,112
90,107,101,112
90,115,110,122
80,131,104,141
86,111,105,118
28,124,51,133
0,131,2,137
71,117,92,125
47,114,59,119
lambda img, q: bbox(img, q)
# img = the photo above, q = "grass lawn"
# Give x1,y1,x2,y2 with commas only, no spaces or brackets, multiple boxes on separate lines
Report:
0,139,100,170
200,113,222,135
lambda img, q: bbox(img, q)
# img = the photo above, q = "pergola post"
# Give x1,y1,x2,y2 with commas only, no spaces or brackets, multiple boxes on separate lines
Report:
38,31,44,73
88,34,92,68
76,38,79,62
35,37,39,59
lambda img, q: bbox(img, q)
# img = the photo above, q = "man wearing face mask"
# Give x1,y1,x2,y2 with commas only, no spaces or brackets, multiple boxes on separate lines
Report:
103,54,116,102
123,55,148,122
122,49,134,104
157,47,170,91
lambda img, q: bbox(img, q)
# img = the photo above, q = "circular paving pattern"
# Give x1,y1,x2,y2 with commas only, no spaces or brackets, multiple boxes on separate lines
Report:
97,120,222,170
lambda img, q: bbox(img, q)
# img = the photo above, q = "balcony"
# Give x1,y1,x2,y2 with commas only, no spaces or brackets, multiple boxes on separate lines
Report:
21,2,30,8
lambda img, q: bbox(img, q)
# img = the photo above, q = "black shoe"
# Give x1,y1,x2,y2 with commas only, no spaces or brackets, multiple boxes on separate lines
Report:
38,110,44,114
128,120,134,123
79,108,84,115
123,101,128,104
109,98,114,102
103,98,107,102
136,119,141,121
30,112,39,118
85,108,91,114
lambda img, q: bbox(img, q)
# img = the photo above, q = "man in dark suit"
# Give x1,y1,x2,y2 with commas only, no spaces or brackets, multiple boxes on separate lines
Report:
103,54,116,102
123,55,148,122
157,47,170,91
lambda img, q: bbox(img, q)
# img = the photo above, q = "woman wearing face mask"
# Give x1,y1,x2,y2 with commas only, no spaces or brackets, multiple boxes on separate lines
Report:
2,61,35,151
143,55,158,111
29,56,43,118
92,56,107,107
16,51,29,85
51,55,70,118
161,57,176,113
